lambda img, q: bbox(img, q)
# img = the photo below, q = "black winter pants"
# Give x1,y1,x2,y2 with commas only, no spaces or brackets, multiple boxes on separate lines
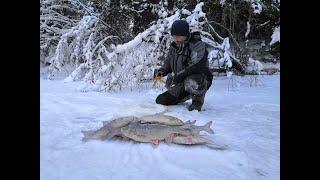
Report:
155,74,209,106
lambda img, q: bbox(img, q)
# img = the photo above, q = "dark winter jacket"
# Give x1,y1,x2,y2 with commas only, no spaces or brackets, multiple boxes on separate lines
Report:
159,32,213,88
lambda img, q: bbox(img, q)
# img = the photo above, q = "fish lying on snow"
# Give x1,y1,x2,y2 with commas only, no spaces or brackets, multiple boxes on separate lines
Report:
119,120,213,145
82,114,185,141
81,113,222,149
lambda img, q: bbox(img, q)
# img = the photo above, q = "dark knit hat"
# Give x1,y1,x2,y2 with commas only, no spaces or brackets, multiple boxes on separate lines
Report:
170,20,189,36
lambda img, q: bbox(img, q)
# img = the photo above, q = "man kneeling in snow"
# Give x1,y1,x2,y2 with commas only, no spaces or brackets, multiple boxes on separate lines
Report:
154,20,213,111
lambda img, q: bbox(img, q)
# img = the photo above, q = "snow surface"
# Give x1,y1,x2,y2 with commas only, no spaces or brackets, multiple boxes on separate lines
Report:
41,75,280,180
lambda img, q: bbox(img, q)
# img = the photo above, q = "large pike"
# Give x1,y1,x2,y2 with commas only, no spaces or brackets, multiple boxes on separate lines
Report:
81,110,216,148
119,121,214,146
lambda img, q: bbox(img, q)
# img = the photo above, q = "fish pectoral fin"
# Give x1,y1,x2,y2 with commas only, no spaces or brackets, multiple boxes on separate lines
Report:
150,139,159,144
186,136,194,144
151,143,158,149
165,134,175,144
150,139,159,145
150,139,159,149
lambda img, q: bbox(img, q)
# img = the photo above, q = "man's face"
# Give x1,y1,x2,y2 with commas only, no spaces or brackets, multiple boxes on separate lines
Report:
172,35,186,45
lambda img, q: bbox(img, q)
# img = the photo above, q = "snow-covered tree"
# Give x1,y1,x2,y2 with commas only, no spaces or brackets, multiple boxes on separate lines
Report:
47,2,235,91
41,1,280,91
40,0,86,65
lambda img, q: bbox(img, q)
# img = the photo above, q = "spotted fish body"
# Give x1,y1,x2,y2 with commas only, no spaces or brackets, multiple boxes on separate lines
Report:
120,122,189,143
139,114,184,126
81,110,215,147
172,136,214,145
119,121,214,144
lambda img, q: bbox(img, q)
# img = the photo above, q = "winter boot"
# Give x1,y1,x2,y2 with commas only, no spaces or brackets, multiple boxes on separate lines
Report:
188,94,205,111
156,91,181,105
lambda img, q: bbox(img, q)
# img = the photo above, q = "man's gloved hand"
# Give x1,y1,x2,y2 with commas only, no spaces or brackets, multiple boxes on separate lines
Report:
153,69,164,78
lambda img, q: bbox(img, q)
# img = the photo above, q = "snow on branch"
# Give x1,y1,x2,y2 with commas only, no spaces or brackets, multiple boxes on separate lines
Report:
45,2,240,91
270,26,280,46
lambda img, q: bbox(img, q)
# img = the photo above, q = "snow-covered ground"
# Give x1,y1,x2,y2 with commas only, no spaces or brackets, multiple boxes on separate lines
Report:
40,75,280,180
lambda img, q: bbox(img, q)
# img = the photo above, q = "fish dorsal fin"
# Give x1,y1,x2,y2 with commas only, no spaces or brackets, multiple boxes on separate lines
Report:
185,120,196,125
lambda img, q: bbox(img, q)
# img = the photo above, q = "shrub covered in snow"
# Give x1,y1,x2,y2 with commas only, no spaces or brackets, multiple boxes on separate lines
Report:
246,57,264,74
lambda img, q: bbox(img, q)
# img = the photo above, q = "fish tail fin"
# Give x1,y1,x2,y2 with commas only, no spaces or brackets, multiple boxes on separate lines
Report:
184,120,196,125
202,121,214,134
81,130,95,141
